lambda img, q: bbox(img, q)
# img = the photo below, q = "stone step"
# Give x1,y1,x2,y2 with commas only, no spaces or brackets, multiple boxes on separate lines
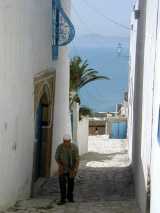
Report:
2,199,140,213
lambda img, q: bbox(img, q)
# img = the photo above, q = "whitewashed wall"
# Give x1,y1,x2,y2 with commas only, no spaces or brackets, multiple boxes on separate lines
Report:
51,0,72,173
128,0,148,212
137,1,159,212
128,8,137,159
150,1,160,212
72,102,79,145
0,0,54,208
141,0,159,185
129,0,160,212
128,0,141,162
77,118,89,155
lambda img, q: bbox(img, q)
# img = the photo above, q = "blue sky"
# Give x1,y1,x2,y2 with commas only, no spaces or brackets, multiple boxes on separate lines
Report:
71,0,134,37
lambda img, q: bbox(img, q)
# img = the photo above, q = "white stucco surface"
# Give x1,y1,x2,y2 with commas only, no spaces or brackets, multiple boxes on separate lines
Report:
51,0,72,173
0,0,73,208
129,0,147,212
77,117,89,155
0,0,62,208
72,102,79,145
128,7,138,161
128,1,148,211
150,2,160,211
140,0,159,186
128,0,160,213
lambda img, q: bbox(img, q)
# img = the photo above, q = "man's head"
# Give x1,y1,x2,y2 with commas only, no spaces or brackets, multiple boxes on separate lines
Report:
63,134,71,146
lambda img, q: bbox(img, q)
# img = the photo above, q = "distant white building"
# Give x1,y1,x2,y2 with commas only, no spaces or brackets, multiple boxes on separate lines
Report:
116,92,128,117
0,0,74,208
128,0,160,212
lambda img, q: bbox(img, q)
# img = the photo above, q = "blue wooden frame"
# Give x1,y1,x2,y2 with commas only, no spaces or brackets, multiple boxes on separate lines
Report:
52,0,59,59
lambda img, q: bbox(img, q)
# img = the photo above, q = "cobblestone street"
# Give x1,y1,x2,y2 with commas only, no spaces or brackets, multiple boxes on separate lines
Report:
1,136,140,213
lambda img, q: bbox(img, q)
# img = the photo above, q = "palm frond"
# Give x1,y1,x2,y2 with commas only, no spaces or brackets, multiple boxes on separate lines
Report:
79,75,110,88
70,56,110,92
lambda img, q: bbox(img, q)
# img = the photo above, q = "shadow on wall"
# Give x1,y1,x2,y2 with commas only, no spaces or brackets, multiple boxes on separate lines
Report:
157,108,160,145
133,156,150,213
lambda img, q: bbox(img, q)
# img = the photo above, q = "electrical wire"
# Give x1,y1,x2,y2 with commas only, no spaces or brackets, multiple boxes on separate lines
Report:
72,0,157,42
81,0,131,31
70,1,129,108
71,2,98,35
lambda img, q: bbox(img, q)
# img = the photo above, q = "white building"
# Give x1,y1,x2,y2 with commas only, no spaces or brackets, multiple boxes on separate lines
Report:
128,0,160,212
0,0,74,208
72,103,89,155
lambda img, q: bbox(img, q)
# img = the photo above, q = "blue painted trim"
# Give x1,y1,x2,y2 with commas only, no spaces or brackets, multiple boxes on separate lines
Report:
52,0,59,59
52,0,75,48
58,3,75,46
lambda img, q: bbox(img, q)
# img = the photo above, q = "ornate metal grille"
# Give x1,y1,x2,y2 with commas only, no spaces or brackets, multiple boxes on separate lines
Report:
52,0,75,59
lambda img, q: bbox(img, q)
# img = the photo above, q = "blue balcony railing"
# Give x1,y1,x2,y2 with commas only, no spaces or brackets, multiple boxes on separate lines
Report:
52,0,75,59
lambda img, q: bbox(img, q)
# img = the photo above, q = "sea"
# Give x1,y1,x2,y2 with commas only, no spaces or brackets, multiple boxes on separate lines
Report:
70,44,129,112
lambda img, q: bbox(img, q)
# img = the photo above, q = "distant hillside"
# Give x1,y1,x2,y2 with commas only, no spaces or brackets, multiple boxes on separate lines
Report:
73,34,129,48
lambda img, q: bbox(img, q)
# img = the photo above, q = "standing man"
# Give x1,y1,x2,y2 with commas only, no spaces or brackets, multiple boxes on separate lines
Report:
55,134,80,205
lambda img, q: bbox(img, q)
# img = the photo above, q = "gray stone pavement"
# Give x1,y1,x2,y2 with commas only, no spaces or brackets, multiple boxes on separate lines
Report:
1,136,140,213
2,199,139,213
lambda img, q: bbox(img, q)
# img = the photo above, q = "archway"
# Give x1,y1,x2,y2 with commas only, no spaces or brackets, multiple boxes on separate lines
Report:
35,87,50,179
34,84,53,181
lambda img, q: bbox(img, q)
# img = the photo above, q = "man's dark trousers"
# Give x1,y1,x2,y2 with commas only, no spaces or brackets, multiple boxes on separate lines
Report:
59,173,75,202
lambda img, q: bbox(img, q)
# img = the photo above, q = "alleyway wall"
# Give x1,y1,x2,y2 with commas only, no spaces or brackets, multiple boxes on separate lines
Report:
0,0,53,208
128,0,160,212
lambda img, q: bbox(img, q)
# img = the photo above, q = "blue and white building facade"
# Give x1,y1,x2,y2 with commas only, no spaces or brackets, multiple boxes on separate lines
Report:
0,0,74,208
51,0,75,173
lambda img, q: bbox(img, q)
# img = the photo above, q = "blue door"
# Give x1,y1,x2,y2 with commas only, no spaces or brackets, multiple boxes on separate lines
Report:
35,103,43,180
111,121,127,139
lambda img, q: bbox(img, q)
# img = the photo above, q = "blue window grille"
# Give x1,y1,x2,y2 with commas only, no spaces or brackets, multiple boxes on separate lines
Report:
52,0,75,60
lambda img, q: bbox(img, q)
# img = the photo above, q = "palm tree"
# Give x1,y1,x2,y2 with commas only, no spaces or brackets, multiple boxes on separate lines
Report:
70,56,110,110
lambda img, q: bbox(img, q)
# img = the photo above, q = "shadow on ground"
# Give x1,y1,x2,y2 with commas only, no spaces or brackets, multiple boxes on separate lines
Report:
33,151,134,203
1,140,139,213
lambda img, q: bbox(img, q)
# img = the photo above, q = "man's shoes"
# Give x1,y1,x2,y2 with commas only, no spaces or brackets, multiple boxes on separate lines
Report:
57,200,66,205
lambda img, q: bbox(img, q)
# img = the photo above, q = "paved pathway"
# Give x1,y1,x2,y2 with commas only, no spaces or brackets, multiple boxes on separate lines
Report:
1,136,140,213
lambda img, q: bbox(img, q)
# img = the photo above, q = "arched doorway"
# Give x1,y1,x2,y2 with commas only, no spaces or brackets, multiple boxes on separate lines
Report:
35,88,50,180
33,71,56,182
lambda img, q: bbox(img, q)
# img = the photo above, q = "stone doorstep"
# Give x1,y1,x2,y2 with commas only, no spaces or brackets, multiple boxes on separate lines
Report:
16,200,138,208
11,199,54,210
2,200,140,213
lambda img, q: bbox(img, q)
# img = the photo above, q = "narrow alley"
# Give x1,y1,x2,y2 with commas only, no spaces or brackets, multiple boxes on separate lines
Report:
2,137,140,213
